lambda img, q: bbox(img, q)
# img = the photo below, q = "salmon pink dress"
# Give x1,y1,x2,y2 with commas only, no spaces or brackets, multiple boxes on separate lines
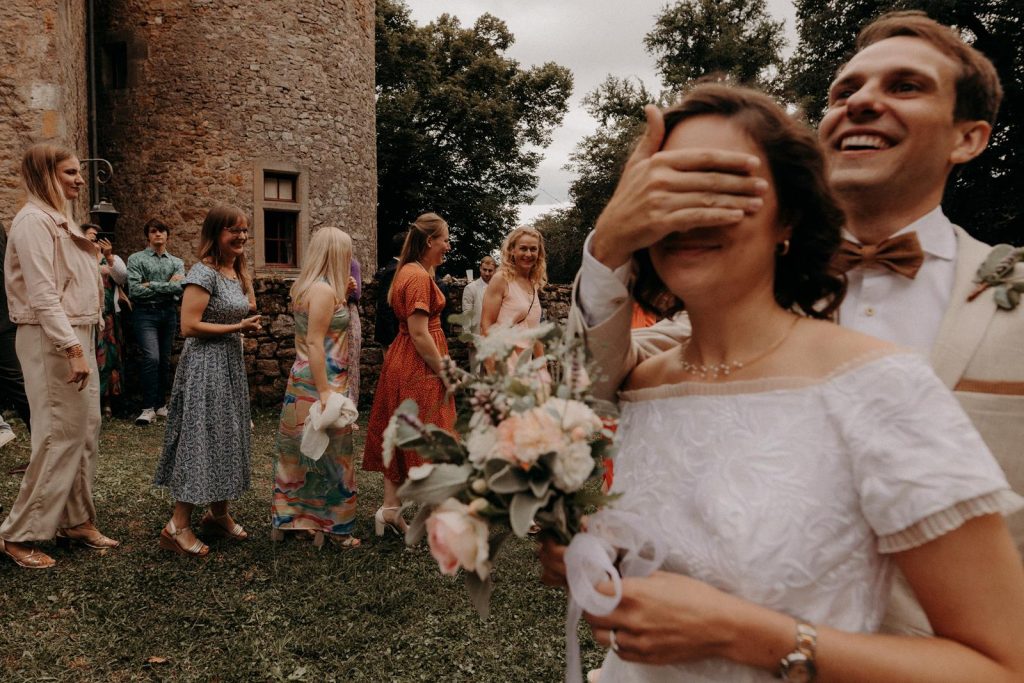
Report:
363,264,455,483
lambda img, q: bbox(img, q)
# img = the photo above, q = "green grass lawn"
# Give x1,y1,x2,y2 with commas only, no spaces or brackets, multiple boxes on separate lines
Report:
0,411,603,682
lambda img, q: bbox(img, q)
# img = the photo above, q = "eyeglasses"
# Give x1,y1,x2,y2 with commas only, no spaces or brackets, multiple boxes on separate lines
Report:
224,227,250,235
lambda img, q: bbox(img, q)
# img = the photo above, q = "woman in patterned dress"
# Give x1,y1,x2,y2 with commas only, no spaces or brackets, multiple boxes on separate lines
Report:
153,205,262,557
363,213,455,536
480,225,547,368
272,227,361,549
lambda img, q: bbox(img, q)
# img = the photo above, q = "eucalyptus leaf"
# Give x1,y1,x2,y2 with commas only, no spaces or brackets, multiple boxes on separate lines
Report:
528,473,552,498
448,310,475,329
556,385,571,399
464,571,495,620
398,464,473,505
977,244,1015,284
994,285,1016,310
488,464,530,494
396,399,420,417
510,490,553,537
488,530,511,561
405,503,433,545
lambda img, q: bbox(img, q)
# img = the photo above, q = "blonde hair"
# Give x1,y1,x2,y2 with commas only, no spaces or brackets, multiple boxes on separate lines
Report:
290,227,353,308
21,143,76,216
500,225,547,288
387,212,448,306
197,204,253,294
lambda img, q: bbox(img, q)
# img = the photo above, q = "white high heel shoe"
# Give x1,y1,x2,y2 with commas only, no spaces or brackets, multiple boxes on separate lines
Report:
374,506,408,537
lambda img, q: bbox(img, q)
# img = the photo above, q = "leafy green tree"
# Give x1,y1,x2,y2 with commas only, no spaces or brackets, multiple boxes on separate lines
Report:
787,1,1023,245
645,0,787,93
375,0,573,273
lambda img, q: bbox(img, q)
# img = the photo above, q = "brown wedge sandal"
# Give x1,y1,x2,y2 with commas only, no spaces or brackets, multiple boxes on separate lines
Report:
55,522,120,550
0,538,56,569
200,511,248,540
158,520,210,557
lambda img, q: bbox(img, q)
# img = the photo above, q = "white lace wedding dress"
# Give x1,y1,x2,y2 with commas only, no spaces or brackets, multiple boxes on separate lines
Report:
601,352,1021,683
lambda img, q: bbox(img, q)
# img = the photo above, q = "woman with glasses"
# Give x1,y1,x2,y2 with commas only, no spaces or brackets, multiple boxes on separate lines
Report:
153,205,262,557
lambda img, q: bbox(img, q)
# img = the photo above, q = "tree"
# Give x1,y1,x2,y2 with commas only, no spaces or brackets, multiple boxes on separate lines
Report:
787,1,1024,246
375,0,573,273
645,0,787,93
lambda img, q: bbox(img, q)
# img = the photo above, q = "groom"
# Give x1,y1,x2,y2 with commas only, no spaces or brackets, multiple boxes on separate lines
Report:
571,11,1023,635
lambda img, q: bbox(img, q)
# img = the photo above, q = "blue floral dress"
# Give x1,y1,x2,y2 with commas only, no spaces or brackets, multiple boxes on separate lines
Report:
153,262,252,504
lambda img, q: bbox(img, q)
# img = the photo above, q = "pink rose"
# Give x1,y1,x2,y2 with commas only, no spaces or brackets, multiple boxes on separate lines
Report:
493,407,566,469
426,498,491,579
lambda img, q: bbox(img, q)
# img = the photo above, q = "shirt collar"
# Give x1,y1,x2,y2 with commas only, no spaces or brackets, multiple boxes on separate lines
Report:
144,246,169,258
26,198,70,227
841,205,957,262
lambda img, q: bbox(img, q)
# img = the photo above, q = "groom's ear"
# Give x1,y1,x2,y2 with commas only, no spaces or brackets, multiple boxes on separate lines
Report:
949,119,991,166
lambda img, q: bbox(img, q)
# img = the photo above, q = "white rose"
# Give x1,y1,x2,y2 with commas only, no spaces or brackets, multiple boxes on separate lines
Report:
465,424,499,467
552,440,596,492
544,398,602,439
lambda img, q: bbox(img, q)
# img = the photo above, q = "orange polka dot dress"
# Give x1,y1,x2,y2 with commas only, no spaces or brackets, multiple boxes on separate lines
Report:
363,264,455,484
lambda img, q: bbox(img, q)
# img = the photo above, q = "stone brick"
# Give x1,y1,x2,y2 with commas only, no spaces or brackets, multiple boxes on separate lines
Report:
256,360,280,377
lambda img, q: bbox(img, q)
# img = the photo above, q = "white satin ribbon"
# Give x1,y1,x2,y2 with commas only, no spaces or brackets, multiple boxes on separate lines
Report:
300,393,358,461
563,509,666,682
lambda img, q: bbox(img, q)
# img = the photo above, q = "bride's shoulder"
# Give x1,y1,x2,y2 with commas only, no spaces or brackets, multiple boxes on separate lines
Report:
624,346,683,391
789,318,902,376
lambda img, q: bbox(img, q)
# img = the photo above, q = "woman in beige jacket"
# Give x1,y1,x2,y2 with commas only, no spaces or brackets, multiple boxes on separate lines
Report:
0,143,119,569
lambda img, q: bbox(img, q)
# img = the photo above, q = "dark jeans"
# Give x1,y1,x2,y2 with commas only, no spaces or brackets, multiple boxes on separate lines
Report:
133,307,177,410
0,327,30,428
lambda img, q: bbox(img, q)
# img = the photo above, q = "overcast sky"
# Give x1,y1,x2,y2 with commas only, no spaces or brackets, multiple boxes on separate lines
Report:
405,0,798,223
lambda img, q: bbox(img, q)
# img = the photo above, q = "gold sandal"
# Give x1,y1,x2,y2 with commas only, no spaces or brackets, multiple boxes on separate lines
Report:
0,538,56,569
200,511,248,540
55,522,120,549
158,520,209,557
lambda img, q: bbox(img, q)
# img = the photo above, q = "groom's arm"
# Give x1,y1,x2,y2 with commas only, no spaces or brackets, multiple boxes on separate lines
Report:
570,232,690,402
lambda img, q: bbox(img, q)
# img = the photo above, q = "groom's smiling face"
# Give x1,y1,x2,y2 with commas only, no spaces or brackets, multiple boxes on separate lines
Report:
819,36,962,206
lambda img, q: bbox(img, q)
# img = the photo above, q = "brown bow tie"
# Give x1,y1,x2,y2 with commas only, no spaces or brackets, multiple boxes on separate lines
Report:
831,232,924,279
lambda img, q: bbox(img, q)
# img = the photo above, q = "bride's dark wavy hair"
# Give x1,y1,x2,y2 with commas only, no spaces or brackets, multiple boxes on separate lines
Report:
632,83,846,319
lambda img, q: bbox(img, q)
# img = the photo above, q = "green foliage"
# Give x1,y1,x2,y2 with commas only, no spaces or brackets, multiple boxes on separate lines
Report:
787,0,1024,246
645,0,787,93
375,0,573,273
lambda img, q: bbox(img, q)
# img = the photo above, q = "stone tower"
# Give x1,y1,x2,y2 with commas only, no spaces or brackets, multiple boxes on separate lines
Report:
94,0,377,271
0,1,90,227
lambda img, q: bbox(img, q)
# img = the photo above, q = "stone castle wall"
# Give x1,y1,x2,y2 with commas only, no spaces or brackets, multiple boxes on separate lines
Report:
1,0,90,227
94,0,377,269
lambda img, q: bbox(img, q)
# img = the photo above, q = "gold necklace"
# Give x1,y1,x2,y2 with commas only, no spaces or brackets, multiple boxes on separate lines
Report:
680,315,801,380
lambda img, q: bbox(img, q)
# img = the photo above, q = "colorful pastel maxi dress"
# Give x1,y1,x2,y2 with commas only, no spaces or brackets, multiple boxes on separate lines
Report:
95,255,124,399
272,301,358,535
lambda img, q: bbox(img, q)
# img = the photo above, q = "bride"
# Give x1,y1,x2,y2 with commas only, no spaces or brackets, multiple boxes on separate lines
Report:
541,84,1024,682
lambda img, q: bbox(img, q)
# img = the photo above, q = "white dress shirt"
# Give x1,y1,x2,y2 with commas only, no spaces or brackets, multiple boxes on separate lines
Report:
837,206,956,352
461,277,488,333
577,205,958,353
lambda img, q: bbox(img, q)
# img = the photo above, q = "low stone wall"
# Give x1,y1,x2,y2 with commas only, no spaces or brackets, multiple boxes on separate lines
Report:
239,275,573,410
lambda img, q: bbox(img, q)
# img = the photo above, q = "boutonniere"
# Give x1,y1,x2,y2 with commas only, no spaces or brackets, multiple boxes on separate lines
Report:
967,244,1024,310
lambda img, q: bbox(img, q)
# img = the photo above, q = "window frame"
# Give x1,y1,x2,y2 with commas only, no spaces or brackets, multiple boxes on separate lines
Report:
253,161,308,275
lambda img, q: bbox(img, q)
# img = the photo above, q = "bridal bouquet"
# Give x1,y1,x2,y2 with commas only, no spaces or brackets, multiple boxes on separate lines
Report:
381,317,617,617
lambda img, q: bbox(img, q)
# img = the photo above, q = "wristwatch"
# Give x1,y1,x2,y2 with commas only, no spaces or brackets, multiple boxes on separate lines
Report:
777,621,817,682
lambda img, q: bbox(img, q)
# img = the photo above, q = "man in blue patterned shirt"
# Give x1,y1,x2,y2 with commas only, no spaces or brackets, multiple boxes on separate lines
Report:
127,218,184,425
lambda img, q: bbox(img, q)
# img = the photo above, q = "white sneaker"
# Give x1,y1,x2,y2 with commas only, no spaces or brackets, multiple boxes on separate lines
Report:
0,428,15,449
135,408,157,425
155,406,169,418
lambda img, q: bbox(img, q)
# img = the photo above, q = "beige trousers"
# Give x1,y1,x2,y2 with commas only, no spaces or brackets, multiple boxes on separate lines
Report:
0,324,101,542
